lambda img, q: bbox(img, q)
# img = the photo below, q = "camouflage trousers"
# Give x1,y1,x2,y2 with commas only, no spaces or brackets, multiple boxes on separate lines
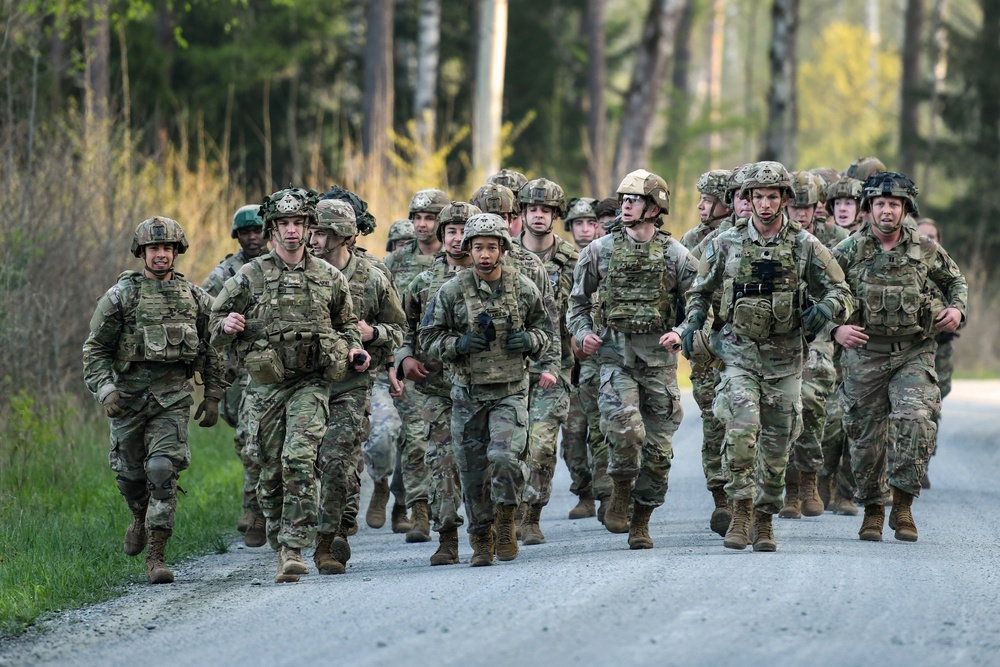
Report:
714,367,802,514
820,386,856,500
226,372,262,516
930,336,955,457
451,386,529,535
841,338,940,505
316,382,369,535
562,372,608,500
598,360,683,507
690,360,726,491
393,379,431,507
243,376,329,551
364,376,402,482
787,343,836,484
422,392,464,532
109,393,193,533
525,373,571,506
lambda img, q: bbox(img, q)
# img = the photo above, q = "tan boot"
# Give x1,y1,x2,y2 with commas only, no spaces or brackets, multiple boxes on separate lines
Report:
604,479,633,534
275,547,299,583
332,523,352,564
628,503,655,550
889,487,918,542
724,499,753,550
124,506,148,556
521,504,546,545
278,546,309,582
596,498,608,525
494,504,519,561
709,487,731,537
752,510,777,552
568,491,596,520
778,480,802,519
469,529,495,567
391,502,412,533
145,529,174,584
515,503,527,540
237,508,254,534
430,528,460,566
832,492,858,516
366,479,390,529
799,472,825,517
244,514,267,548
406,500,432,543
859,504,885,542
314,532,346,575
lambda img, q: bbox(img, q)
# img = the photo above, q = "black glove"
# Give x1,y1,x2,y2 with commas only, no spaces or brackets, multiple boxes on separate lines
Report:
802,302,834,337
680,311,707,359
102,390,126,418
456,333,489,355
194,398,220,428
504,331,532,354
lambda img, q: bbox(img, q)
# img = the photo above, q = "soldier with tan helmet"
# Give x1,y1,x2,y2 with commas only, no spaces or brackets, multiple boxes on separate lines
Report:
677,161,853,553
570,169,698,550
386,219,417,253
84,217,226,584
827,177,865,234
419,213,554,566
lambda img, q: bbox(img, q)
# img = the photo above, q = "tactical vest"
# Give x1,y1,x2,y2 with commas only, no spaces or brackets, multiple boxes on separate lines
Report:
345,256,389,370
417,261,458,378
116,275,200,364
458,268,526,386
390,242,436,296
720,231,800,340
599,230,676,335
855,233,934,337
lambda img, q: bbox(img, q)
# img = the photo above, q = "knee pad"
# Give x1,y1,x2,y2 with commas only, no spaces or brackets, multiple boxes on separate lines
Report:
116,475,149,502
145,456,177,501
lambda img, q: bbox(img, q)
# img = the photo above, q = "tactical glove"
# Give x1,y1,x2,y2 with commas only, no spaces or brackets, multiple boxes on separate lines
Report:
803,301,834,338
680,310,708,359
504,331,532,354
102,390,126,418
456,332,489,355
195,398,220,428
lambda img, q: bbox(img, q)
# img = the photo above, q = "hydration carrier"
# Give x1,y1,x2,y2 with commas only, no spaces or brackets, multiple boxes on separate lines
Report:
720,232,800,341
600,230,675,334
459,268,526,386
116,274,200,365
856,231,935,337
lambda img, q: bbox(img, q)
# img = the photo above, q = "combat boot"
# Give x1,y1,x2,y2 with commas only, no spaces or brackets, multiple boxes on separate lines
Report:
124,505,148,556
276,546,308,583
521,504,546,545
724,499,753,550
145,529,174,584
858,504,885,542
314,532,346,575
406,500,432,543
920,472,931,489
568,491,596,520
818,474,833,510
244,514,267,548
237,508,254,534
778,480,802,519
752,510,777,552
430,528,460,566
709,487,731,537
469,529,495,567
515,503,527,540
604,479,633,534
391,502,412,533
494,504,519,562
628,503,655,550
596,498,608,525
366,479,391,529
799,472,825,517
889,487,918,542
832,492,858,516
332,523,352,564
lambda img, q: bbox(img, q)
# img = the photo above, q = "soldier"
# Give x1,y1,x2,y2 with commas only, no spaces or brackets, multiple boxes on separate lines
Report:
419,213,553,566
83,217,225,584
594,198,619,235
309,199,405,574
209,187,366,583
201,205,268,547
827,177,865,233
569,169,697,550
681,169,733,535
387,219,417,252
678,161,853,553
832,172,966,542
397,201,479,564
487,168,529,201
516,178,578,544
384,188,451,542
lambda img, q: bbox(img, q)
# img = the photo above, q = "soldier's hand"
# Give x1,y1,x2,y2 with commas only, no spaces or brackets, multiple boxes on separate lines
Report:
388,367,405,398
400,356,429,381
102,390,126,419
660,331,681,353
349,348,371,372
570,336,589,360
680,326,698,359
194,398,220,428
802,302,834,337
456,333,489,355
581,333,603,356
538,372,558,389
934,307,962,333
834,324,868,349
504,331,532,354
358,319,375,342
223,312,245,334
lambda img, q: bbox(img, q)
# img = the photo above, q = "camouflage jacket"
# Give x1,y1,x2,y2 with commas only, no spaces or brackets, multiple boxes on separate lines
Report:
807,219,849,251
569,229,698,369
83,271,225,409
680,221,721,253
385,240,437,298
202,248,256,298
507,241,561,376
519,233,578,378
355,246,394,287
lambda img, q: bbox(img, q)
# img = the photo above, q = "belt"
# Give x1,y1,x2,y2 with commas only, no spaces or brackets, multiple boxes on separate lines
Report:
861,334,922,354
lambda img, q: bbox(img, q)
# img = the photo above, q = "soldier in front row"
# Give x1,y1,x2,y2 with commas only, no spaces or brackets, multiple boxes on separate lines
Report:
83,217,225,584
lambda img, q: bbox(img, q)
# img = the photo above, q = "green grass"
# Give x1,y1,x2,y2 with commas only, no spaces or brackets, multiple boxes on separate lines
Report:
0,394,242,638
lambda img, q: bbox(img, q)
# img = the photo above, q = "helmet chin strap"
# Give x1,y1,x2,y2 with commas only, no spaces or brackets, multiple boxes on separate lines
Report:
751,198,782,226
446,249,468,260
144,261,173,279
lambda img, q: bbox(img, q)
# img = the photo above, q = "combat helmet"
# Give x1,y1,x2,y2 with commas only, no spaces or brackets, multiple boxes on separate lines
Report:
436,201,482,242
810,167,840,200
697,169,732,205
460,213,513,252
314,199,358,237
725,164,753,206
860,171,919,215
519,178,567,217
563,197,598,232
789,171,822,207
131,216,189,257
231,205,264,239
738,161,794,200
260,187,319,224
845,156,887,182
824,177,863,216
470,183,519,216
408,188,450,219
616,169,671,214
487,168,528,196
320,186,376,235
385,219,416,251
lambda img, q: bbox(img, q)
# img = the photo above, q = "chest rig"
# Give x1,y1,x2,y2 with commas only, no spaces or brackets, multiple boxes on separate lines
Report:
116,275,200,365
600,230,675,335
855,232,932,337
458,268,526,386
721,230,800,340
391,243,436,295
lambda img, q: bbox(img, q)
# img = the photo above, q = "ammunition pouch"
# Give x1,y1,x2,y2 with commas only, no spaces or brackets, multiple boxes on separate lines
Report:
244,344,285,385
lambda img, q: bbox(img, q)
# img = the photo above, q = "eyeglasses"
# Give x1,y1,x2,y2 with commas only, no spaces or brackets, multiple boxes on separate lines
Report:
621,194,645,204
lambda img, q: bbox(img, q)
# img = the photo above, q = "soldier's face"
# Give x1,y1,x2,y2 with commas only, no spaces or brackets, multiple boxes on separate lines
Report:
918,222,939,244
309,229,331,256
833,198,858,228
697,194,715,222
733,194,753,219
787,203,816,228
444,223,467,257
471,238,502,273
620,194,647,222
506,212,523,238
597,214,616,236
392,239,411,251
275,217,307,249
871,197,905,234
237,226,265,256
412,212,438,241
750,188,784,225
143,243,176,279
525,204,556,234
571,217,599,247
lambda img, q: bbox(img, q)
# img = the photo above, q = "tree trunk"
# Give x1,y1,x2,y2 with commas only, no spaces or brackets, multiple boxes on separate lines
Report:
83,0,110,131
661,0,696,180
706,0,725,164
971,0,1000,275
473,0,508,180
362,0,395,178
759,0,799,164
898,0,924,178
611,0,686,186
287,72,302,185
585,0,609,196
415,0,441,153
921,0,948,193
